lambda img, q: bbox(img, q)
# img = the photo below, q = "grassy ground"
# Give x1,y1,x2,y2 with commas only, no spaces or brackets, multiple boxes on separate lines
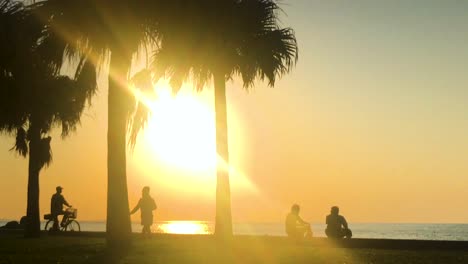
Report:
0,234,467,264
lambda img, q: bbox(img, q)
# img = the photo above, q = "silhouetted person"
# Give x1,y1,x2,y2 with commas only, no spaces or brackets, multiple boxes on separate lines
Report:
285,204,313,240
51,186,72,231
0,216,28,229
19,216,27,227
1,221,20,229
326,206,352,239
130,186,157,235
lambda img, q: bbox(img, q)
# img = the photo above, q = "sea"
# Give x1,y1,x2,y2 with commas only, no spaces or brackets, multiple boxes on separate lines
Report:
1,220,468,241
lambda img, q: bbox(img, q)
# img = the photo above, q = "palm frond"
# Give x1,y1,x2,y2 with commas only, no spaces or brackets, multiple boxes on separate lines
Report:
10,127,28,157
151,0,298,92
127,102,150,150
131,69,153,92
75,57,98,106
236,27,298,88
127,69,154,149
37,136,52,170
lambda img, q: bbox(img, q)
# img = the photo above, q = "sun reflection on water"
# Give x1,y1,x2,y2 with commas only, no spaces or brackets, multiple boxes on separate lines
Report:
157,221,211,235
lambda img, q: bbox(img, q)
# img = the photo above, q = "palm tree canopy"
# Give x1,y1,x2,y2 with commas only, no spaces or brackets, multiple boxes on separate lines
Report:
31,0,170,147
0,0,97,168
32,0,162,64
152,0,298,92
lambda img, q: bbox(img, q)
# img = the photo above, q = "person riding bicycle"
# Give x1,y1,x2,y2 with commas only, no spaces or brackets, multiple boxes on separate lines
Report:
50,186,72,231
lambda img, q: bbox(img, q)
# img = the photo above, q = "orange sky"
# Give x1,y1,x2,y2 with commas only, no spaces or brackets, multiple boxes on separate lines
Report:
1,1,468,224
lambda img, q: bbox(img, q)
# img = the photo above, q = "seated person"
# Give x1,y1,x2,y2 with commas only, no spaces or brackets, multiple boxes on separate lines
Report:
285,204,313,239
325,206,352,239
50,186,72,231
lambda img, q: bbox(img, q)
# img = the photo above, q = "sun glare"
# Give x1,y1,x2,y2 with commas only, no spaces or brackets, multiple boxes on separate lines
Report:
158,221,210,234
143,82,217,172
129,79,258,195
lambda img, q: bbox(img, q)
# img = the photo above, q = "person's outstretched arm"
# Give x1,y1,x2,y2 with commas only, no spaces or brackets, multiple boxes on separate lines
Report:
62,196,71,207
297,215,310,226
341,216,348,229
130,200,141,215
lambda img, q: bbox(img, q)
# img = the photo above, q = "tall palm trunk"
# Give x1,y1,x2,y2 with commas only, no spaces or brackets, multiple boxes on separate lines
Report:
214,72,233,238
106,52,132,248
25,124,41,238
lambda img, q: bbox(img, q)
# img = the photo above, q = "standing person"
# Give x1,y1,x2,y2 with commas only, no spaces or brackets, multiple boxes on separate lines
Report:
325,206,352,239
285,204,313,240
50,186,72,231
130,186,157,235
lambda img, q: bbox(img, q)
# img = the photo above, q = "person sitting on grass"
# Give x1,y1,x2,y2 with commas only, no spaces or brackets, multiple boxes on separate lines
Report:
285,204,313,239
130,186,157,235
325,206,352,239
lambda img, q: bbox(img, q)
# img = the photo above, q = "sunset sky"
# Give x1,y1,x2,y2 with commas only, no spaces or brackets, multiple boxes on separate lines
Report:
1,0,468,224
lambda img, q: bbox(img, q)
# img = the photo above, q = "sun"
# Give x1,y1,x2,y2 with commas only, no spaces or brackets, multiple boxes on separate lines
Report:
141,81,217,173
129,79,257,196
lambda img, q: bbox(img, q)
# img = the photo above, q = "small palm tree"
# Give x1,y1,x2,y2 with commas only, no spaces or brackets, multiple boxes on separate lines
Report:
0,0,97,237
152,0,298,237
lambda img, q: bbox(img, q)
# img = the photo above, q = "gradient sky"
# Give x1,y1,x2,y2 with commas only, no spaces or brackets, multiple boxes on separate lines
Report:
1,0,468,224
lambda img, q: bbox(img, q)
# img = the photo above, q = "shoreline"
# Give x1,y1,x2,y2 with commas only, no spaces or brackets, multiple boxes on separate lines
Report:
3,221,468,241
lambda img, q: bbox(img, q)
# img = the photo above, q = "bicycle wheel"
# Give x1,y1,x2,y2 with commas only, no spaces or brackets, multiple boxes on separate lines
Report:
65,220,81,232
44,220,54,231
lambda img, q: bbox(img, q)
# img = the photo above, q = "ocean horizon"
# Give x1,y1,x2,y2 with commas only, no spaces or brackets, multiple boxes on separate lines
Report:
1,220,467,241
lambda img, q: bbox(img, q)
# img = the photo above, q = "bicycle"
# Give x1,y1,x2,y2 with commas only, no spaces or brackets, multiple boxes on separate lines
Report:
44,208,81,232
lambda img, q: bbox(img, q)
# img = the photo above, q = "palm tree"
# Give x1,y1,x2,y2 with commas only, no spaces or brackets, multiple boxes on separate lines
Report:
152,0,298,238
32,0,163,246
0,0,97,237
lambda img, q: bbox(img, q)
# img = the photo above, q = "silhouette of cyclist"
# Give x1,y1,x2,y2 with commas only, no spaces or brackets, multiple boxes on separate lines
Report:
50,186,72,231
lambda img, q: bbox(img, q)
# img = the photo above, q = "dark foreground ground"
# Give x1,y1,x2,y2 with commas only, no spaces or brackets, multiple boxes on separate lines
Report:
0,232,467,264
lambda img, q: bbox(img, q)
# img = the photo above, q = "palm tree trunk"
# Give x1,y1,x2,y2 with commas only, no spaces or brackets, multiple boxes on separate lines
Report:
213,72,233,238
106,52,132,248
25,124,41,238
